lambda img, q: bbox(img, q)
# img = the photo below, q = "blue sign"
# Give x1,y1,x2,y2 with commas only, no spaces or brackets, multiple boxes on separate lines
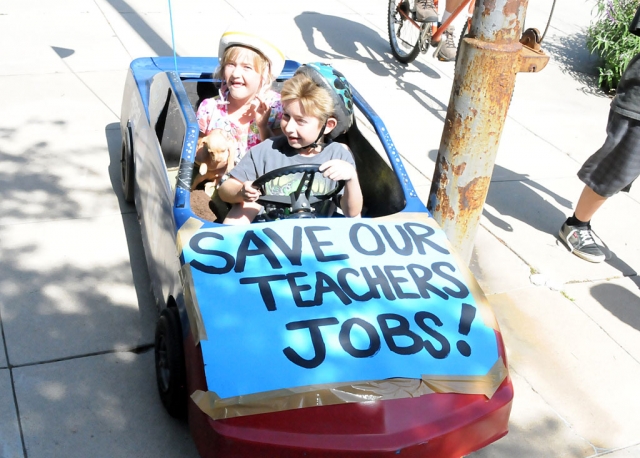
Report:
181,218,499,399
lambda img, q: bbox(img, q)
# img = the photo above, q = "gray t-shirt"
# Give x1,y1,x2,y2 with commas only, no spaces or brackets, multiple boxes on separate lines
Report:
611,52,640,120
230,135,356,198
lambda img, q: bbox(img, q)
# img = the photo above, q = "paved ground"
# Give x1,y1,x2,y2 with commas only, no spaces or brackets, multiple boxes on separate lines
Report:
1,0,639,457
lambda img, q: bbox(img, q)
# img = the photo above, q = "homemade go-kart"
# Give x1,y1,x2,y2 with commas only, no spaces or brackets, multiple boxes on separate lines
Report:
120,56,513,457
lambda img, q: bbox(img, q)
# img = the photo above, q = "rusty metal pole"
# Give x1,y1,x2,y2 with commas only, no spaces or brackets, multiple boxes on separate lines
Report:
427,0,532,264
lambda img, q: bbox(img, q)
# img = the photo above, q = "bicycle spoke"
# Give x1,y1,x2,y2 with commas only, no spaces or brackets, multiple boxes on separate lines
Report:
388,0,423,63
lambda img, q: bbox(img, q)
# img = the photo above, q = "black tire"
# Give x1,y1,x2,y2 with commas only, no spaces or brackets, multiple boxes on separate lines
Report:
154,307,187,418
388,0,421,63
121,125,135,203
454,19,469,71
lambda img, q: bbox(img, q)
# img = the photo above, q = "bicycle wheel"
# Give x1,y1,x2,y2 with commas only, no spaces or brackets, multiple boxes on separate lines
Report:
388,0,421,63
454,19,468,70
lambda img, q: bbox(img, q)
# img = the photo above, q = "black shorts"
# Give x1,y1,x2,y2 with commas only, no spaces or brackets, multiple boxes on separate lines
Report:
578,111,640,198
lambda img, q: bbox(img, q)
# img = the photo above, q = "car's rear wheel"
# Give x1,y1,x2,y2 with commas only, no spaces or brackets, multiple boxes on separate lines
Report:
154,307,187,418
121,124,135,203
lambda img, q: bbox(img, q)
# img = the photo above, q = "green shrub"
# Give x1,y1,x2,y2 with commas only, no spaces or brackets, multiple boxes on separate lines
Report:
587,0,640,92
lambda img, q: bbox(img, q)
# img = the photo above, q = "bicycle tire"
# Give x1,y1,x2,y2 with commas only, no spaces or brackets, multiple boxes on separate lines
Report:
388,0,421,63
454,19,468,71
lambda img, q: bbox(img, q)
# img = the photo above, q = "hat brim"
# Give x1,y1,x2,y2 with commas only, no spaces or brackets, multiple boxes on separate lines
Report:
218,31,285,79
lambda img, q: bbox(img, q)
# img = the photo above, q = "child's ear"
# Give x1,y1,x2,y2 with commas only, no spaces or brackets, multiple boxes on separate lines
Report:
324,117,338,135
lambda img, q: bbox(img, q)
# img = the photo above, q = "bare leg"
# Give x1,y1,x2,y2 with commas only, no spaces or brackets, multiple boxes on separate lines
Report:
574,186,607,222
435,0,466,56
444,0,465,14
223,201,262,225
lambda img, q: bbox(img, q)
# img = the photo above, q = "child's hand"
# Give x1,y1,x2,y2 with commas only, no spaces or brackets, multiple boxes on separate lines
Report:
239,181,261,202
319,160,356,182
320,159,362,218
253,93,272,130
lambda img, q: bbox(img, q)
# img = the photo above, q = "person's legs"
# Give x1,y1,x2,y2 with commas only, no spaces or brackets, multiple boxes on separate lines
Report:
223,201,262,225
436,0,466,61
443,0,465,17
573,185,607,223
558,112,640,263
558,185,607,263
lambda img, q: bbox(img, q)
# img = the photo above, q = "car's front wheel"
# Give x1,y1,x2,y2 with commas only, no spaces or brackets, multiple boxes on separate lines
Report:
154,307,187,418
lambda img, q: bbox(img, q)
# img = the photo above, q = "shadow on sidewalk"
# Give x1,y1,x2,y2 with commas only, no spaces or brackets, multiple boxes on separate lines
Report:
103,0,175,56
602,250,640,287
426,149,572,234
105,123,161,315
468,415,591,457
0,122,158,362
542,31,607,97
294,12,451,122
590,280,640,333
482,169,572,235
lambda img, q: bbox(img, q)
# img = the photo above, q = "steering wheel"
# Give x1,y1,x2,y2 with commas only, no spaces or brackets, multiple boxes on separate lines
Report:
252,164,345,219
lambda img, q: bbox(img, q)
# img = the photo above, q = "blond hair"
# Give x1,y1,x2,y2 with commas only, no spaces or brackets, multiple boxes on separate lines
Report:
215,45,273,88
280,72,334,123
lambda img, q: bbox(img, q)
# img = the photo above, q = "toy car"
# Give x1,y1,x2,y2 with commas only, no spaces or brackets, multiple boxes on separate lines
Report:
120,56,513,457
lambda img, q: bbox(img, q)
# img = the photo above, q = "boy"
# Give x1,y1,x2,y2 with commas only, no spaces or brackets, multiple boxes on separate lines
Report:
558,5,640,263
218,63,363,225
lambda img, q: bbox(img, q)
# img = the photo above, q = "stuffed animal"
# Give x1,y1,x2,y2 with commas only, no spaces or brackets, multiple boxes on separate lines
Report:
192,129,235,191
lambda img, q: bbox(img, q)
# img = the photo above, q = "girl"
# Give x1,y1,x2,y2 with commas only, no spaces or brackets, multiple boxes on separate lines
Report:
195,26,286,183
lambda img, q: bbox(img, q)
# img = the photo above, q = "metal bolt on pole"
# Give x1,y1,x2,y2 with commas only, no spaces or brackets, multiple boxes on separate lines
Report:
427,0,542,265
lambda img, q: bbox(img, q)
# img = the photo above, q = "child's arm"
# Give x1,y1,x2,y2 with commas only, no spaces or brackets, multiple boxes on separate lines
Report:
218,177,261,203
319,160,363,217
218,177,262,225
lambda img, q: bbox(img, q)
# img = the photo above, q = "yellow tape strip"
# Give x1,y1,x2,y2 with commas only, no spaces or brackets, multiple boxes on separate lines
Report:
191,357,507,420
180,263,208,344
421,356,508,398
176,217,204,255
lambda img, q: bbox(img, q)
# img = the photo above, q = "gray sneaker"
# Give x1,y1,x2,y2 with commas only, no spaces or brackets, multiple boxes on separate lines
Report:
558,222,605,263
415,0,438,22
437,26,457,61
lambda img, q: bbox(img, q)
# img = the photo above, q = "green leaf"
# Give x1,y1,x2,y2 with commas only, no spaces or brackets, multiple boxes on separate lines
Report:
586,0,640,90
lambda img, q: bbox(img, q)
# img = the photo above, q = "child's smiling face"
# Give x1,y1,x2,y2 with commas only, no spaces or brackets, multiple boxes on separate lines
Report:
223,47,264,102
281,100,335,151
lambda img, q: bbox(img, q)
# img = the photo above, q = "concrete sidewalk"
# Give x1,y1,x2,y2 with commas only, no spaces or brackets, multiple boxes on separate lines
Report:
1,0,639,457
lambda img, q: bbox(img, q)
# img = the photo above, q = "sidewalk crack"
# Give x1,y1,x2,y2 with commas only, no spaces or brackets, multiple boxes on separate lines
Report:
0,309,28,457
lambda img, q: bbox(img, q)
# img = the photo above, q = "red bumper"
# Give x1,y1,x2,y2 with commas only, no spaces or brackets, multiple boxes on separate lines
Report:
185,332,513,458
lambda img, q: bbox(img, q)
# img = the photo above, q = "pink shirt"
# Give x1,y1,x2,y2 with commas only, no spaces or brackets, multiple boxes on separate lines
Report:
196,89,283,166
